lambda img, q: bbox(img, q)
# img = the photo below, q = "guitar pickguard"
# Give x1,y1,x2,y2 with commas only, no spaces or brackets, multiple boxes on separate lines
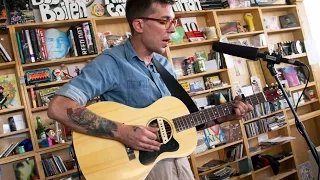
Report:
139,137,179,165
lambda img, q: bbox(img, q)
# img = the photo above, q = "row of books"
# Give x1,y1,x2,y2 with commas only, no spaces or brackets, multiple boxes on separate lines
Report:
224,143,244,162
16,22,98,64
0,142,20,159
42,155,68,177
0,42,12,62
243,101,273,121
68,22,98,57
245,113,286,138
30,87,60,108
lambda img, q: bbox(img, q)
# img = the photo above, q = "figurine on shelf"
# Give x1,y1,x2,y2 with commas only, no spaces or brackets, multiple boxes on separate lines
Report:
52,69,63,81
0,86,8,109
244,13,255,32
45,128,57,146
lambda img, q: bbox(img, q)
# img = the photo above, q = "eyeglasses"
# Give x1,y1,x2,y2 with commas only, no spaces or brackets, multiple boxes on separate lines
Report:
138,17,178,30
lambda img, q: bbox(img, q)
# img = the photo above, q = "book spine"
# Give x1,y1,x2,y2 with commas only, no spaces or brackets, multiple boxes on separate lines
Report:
76,26,88,56
20,30,31,63
88,22,98,54
29,28,41,61
16,32,25,64
0,43,11,61
0,44,8,62
67,29,78,57
70,26,82,56
24,29,36,63
82,22,94,54
38,29,48,60
35,29,44,61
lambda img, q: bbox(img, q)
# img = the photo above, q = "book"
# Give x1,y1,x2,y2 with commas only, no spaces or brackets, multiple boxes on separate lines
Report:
13,159,37,180
0,73,21,108
67,63,85,78
282,66,301,87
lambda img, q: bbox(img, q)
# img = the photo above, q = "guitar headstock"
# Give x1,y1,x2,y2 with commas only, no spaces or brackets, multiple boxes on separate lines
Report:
241,92,267,106
263,87,283,102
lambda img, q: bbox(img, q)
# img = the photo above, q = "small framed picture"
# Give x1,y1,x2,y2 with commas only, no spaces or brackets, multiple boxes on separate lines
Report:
220,22,238,35
279,14,299,28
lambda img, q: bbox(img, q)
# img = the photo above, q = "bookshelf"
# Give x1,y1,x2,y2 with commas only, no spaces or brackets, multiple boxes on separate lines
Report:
0,2,316,180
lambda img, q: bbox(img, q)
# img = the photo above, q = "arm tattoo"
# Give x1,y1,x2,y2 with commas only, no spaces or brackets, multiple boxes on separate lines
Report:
133,126,140,132
67,107,118,138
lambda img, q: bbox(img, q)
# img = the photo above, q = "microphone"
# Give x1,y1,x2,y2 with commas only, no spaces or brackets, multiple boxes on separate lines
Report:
212,42,305,66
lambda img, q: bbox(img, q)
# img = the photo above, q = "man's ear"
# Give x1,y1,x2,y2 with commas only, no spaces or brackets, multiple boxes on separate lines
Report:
132,19,144,34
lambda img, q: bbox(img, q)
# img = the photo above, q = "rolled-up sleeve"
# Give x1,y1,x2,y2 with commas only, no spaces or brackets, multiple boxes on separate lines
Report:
55,54,120,105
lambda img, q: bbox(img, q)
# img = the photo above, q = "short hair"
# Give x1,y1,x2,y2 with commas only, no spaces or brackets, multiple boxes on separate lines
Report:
125,0,175,33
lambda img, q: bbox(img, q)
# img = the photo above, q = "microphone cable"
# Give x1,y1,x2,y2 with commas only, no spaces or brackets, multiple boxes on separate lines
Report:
294,65,320,180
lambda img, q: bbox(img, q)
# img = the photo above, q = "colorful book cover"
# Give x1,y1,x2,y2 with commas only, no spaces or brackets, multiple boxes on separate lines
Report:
67,63,86,78
0,74,21,109
282,66,301,87
44,28,70,60
170,19,186,44
204,124,226,148
13,159,37,180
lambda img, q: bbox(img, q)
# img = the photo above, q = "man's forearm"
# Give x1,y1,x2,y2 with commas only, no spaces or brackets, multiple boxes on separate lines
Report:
66,105,120,139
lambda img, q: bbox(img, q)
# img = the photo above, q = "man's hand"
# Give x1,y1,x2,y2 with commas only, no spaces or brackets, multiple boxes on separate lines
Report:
207,95,254,127
117,124,161,152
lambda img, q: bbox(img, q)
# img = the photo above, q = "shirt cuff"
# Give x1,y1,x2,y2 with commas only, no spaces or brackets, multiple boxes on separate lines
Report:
55,84,88,105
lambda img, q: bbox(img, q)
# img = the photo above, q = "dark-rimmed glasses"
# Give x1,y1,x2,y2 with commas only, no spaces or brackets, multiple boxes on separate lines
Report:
138,17,178,30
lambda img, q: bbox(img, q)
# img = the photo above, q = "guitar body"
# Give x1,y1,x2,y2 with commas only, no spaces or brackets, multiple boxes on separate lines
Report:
72,96,197,180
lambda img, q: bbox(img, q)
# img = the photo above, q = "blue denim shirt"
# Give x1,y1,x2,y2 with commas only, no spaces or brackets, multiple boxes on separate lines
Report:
55,39,176,108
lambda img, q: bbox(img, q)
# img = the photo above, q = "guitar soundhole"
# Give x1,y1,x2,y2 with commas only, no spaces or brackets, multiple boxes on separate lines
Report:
148,118,173,144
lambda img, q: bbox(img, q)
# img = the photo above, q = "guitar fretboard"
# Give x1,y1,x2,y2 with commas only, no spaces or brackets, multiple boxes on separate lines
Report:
173,92,266,132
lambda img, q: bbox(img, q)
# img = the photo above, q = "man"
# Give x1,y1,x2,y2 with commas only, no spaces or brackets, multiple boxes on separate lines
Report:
47,0,253,179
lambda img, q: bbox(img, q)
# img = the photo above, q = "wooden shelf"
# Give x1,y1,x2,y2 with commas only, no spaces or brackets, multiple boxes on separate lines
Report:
283,53,307,59
266,169,297,180
285,99,319,111
178,69,227,81
243,109,284,124
45,169,78,180
0,106,25,115
0,61,15,70
26,79,70,90
169,39,218,49
22,55,97,70
0,128,29,138
239,172,252,178
267,27,301,34
260,5,296,12
250,140,291,156
215,7,259,15
288,109,320,125
194,139,243,157
198,156,248,176
31,106,48,113
254,155,294,174
38,141,72,155
289,81,316,92
0,151,35,165
174,10,213,17
189,85,231,97
223,31,264,39
247,126,287,140
9,18,91,31
257,46,268,49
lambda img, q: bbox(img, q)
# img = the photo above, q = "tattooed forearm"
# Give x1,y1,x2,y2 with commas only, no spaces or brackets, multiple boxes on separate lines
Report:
67,107,118,138
133,126,140,132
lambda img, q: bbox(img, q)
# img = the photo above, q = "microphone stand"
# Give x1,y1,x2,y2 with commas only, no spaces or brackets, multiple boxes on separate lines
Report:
266,61,320,167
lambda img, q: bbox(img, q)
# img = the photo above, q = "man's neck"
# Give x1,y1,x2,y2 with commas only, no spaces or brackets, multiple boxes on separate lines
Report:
130,36,153,66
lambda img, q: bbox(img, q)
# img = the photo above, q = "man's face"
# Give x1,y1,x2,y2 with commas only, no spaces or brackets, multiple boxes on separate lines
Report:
141,3,176,54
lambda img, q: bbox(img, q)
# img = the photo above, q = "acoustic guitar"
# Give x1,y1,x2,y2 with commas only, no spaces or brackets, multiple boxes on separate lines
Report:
72,93,266,180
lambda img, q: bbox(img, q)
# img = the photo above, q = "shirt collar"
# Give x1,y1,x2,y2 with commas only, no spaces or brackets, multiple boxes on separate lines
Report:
124,38,139,61
124,38,156,66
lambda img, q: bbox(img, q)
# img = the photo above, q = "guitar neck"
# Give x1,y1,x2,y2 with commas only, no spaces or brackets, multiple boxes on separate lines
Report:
173,92,266,132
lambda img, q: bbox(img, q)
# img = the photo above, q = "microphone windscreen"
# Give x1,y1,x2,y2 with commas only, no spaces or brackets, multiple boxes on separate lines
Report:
212,42,260,60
